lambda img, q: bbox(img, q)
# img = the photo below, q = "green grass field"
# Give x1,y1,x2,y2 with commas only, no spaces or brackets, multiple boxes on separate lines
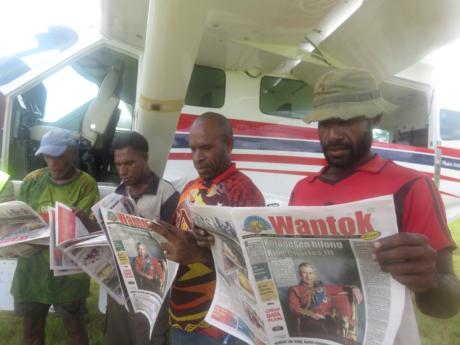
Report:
1,222,460,345
416,218,460,345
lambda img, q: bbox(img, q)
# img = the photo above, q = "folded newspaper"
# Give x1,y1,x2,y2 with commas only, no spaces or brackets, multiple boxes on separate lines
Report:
60,193,140,298
0,201,49,257
50,202,95,276
100,208,178,336
190,195,405,345
57,193,179,337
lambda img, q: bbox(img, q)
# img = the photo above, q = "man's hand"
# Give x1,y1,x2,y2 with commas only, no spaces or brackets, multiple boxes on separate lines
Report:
192,226,215,248
72,208,101,233
150,220,211,265
373,233,437,293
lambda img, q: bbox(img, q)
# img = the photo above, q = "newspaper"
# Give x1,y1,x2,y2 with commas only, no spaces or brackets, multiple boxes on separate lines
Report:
50,203,87,275
101,208,179,335
63,234,125,305
55,193,139,305
191,195,405,345
91,193,140,228
0,201,49,257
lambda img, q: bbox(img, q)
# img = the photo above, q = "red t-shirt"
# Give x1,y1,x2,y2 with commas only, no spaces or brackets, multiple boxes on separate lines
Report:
170,163,265,335
289,155,454,251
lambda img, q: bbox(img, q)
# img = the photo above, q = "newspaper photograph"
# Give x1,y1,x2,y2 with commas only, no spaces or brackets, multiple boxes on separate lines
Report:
0,201,49,257
191,195,405,345
101,208,178,336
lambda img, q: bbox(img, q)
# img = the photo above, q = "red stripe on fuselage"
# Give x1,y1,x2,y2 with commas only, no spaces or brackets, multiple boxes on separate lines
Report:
178,113,318,140
177,114,441,155
168,152,326,166
440,146,460,159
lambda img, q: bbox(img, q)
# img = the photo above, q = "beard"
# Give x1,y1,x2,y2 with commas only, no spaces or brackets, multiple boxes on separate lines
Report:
321,126,373,168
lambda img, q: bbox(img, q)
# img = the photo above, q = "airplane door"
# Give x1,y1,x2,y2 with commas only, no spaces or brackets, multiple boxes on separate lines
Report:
0,42,140,182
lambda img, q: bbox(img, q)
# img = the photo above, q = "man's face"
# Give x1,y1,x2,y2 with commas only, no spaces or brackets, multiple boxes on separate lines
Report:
189,120,232,181
318,116,373,168
137,244,146,257
43,148,76,181
299,266,316,286
114,147,148,186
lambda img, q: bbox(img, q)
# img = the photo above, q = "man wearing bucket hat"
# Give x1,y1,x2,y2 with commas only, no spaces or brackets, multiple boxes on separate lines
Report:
289,69,460,343
11,128,100,345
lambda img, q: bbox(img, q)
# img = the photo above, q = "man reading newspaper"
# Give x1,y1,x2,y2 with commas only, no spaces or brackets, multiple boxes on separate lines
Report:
289,68,460,343
150,113,265,345
11,128,100,345
105,132,179,345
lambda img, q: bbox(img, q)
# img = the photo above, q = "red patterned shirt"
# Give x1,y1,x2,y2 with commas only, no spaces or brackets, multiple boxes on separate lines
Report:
170,163,265,335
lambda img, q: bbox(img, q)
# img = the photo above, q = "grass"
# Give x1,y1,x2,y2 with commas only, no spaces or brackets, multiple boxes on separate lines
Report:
415,218,460,345
1,223,460,344
0,281,105,345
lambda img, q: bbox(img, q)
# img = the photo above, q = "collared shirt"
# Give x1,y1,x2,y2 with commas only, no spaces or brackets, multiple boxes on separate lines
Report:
115,171,179,223
170,163,265,335
289,154,454,345
290,154,453,251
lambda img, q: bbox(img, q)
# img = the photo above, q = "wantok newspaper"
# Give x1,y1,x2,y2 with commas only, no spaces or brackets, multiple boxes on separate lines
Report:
100,208,178,336
191,195,405,345
0,201,49,257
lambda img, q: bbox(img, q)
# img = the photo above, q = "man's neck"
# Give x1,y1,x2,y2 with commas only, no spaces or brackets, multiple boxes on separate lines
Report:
50,167,78,185
322,153,375,183
127,170,152,198
202,162,233,185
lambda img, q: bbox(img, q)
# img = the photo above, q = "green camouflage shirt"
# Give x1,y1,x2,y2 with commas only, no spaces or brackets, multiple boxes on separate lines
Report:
11,168,100,304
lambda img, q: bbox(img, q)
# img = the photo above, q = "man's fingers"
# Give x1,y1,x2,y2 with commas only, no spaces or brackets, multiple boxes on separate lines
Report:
389,273,436,292
197,239,214,248
374,244,436,263
160,242,175,260
379,258,436,276
149,220,177,240
374,233,428,251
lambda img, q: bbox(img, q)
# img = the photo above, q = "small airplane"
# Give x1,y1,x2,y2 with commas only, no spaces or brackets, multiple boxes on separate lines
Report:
0,0,460,222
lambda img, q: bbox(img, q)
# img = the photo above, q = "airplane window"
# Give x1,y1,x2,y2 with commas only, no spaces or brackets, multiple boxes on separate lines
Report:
42,66,98,123
373,129,390,143
260,77,314,119
440,109,460,141
185,65,225,108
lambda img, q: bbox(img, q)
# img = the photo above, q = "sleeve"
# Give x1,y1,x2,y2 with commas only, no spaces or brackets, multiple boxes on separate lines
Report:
134,257,142,274
160,191,179,224
288,286,302,315
400,176,454,251
76,175,101,215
